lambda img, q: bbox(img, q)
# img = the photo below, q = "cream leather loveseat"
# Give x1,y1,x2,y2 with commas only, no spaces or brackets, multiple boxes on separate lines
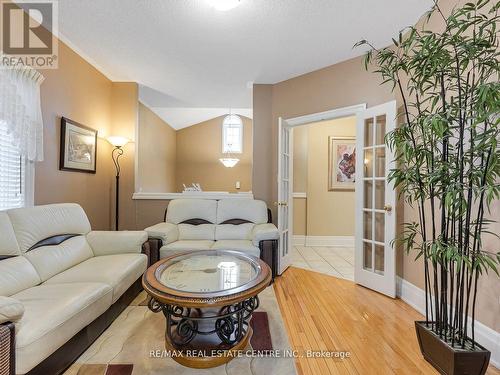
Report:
0,203,148,375
145,199,279,269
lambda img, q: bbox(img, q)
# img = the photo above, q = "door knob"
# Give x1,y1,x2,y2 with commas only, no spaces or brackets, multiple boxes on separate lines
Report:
274,201,288,207
384,204,392,212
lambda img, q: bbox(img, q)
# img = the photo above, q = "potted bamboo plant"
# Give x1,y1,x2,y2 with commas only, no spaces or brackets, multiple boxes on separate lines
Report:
356,0,499,374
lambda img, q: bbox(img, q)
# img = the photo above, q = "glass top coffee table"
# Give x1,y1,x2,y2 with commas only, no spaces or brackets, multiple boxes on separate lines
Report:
142,250,272,368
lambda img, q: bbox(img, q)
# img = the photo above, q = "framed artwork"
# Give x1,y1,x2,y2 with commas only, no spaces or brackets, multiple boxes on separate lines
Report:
59,117,98,173
328,136,356,191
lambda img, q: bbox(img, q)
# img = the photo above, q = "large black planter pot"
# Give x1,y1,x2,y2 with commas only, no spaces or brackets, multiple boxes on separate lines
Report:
415,321,491,375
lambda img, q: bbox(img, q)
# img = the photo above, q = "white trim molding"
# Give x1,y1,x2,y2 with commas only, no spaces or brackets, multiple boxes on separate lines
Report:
285,103,367,127
396,277,500,369
293,235,354,247
293,235,306,246
132,192,254,200
293,192,307,198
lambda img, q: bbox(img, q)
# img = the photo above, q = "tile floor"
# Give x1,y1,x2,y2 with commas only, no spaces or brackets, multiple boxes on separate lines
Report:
291,245,354,280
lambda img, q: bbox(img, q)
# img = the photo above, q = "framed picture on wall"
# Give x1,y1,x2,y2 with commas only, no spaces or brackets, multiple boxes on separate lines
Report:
328,136,355,191
59,117,98,173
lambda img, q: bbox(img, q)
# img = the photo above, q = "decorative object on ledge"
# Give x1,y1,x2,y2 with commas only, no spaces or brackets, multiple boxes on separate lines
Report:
182,183,202,192
356,0,499,374
107,136,130,230
328,136,355,191
59,117,97,173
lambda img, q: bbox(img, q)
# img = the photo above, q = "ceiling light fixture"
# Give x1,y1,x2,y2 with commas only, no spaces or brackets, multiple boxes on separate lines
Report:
219,157,239,168
207,0,242,11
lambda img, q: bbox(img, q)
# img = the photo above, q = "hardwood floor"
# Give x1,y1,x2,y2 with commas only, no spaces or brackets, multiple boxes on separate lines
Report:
274,267,500,375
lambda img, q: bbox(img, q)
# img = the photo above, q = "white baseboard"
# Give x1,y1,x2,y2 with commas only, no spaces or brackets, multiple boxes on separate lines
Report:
293,235,306,246
292,235,354,247
396,277,500,369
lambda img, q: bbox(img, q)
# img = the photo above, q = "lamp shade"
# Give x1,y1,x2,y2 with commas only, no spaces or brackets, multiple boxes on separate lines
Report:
107,136,130,148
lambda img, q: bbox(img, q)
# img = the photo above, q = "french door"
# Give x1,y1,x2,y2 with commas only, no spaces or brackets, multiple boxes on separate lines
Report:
277,117,293,275
354,101,397,297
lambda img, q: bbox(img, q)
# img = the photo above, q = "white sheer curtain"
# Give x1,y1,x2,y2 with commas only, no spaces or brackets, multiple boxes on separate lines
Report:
0,63,45,162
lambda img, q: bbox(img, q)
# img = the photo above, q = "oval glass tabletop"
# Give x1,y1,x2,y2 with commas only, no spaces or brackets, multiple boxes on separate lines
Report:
156,251,260,293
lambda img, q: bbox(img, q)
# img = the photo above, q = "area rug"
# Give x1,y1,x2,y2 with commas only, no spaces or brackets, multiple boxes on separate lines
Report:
64,286,296,375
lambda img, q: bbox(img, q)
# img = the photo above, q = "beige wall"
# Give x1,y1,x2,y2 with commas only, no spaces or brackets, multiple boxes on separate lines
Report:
137,103,177,192
37,41,114,230
37,37,138,230
306,117,356,236
293,198,307,236
292,118,356,237
252,0,498,330
176,116,253,193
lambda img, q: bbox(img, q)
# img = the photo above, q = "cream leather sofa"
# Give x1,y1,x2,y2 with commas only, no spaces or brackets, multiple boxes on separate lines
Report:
0,203,148,375
145,199,279,268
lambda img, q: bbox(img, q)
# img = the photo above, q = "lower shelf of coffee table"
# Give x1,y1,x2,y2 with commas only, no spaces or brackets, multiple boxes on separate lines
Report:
165,326,253,368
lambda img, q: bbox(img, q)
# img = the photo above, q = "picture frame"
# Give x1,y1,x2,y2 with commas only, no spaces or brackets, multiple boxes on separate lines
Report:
59,117,98,173
328,136,356,191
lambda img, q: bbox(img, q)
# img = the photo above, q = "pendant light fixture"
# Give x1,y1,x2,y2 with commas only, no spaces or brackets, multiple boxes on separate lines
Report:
219,110,240,168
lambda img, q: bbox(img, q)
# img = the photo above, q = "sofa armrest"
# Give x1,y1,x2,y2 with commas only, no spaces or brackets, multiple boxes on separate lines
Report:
87,231,148,256
144,222,178,245
252,223,279,246
0,296,24,324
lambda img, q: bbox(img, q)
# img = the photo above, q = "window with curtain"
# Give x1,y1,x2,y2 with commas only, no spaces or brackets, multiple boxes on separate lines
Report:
222,114,243,153
0,120,25,210
0,62,45,210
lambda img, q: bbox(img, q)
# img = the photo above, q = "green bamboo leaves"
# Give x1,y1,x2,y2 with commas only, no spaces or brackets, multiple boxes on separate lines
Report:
356,0,499,348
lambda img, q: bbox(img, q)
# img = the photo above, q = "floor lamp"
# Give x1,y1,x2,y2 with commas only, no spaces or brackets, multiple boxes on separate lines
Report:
107,136,130,230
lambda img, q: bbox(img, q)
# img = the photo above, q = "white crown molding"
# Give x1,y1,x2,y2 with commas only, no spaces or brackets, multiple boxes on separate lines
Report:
396,277,500,369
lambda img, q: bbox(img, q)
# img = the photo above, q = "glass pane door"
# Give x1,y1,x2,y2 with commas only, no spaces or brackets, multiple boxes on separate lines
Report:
355,101,396,298
362,115,386,275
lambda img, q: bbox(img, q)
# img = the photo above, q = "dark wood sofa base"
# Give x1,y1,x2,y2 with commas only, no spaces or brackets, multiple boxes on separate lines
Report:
0,322,15,375
25,278,143,375
260,239,278,281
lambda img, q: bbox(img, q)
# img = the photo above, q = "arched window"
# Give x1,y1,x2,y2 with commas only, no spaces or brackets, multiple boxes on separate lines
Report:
222,115,243,153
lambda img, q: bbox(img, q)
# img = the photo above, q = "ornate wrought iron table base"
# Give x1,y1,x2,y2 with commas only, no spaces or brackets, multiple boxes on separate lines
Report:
148,296,259,368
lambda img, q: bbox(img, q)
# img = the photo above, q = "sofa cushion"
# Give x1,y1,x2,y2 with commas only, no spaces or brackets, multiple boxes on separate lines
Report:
215,223,254,240
7,203,91,253
23,235,94,282
45,254,147,303
0,256,41,297
211,240,261,258
166,199,217,224
13,282,112,374
0,212,20,256
161,240,214,258
86,231,148,256
216,199,268,224
178,224,215,240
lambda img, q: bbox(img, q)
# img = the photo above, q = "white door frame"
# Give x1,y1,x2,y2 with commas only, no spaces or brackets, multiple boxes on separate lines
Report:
277,103,367,274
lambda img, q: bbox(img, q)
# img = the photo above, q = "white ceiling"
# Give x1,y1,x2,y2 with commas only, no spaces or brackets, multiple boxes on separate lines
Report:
55,0,432,129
